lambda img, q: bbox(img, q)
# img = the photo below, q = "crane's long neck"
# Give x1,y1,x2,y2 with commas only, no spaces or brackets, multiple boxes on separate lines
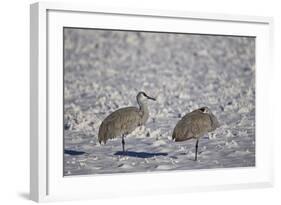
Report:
137,96,149,122
137,97,148,112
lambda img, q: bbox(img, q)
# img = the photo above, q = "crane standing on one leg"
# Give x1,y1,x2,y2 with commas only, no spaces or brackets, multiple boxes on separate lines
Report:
98,91,156,153
172,107,219,161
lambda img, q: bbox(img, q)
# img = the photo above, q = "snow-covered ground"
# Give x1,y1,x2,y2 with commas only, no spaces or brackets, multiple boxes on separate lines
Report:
63,28,255,176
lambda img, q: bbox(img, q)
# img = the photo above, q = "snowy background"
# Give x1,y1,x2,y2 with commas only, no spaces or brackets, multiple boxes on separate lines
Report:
63,28,255,176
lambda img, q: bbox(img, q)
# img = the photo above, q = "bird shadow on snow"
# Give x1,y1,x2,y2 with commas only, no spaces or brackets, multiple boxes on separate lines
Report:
64,149,86,155
114,151,168,158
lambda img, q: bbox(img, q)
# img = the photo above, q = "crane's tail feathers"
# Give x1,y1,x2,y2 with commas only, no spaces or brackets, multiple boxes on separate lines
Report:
172,132,176,141
98,122,108,144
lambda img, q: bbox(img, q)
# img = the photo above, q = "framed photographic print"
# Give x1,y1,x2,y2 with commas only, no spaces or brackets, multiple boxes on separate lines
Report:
30,2,274,202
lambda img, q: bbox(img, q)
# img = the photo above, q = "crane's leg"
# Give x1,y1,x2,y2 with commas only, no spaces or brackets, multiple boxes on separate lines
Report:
122,135,125,153
195,139,199,161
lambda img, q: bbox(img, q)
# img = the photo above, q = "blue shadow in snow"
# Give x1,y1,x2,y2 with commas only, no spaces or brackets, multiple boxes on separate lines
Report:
114,151,168,158
64,149,86,156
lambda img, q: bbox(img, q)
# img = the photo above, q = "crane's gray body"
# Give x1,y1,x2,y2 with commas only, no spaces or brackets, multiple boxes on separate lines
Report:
98,92,154,144
172,107,219,142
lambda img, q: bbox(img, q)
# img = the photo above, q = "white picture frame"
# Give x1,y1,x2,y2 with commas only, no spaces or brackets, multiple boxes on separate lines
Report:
30,1,274,202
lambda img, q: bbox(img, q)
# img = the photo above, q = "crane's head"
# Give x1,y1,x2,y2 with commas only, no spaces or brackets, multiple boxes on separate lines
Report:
137,91,156,103
198,106,210,114
198,106,220,129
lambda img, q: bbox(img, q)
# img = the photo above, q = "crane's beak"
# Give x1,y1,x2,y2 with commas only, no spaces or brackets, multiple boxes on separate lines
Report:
146,95,156,101
142,92,156,101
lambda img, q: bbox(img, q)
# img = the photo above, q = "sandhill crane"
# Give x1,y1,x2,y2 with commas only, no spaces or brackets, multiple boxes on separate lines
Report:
172,107,219,161
98,91,156,153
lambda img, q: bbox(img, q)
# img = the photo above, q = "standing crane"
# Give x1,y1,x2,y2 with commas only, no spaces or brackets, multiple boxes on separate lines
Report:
98,91,156,153
172,107,219,161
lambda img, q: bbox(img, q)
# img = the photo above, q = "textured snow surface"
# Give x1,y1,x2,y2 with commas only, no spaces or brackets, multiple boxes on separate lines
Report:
63,28,255,176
